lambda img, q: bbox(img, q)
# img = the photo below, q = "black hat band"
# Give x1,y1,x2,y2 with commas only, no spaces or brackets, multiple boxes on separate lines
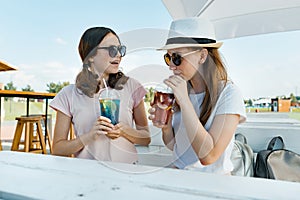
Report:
166,37,216,45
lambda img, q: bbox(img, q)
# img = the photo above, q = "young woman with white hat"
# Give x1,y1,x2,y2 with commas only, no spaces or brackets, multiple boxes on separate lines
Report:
149,17,246,174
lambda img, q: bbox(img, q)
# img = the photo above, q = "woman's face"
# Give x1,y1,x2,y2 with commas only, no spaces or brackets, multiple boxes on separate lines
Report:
166,47,201,81
92,33,122,76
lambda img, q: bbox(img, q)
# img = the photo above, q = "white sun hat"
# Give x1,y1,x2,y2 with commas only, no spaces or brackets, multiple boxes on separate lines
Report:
158,17,222,50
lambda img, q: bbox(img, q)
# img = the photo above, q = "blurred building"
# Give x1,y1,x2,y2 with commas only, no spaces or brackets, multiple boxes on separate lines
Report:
271,98,291,112
252,98,271,107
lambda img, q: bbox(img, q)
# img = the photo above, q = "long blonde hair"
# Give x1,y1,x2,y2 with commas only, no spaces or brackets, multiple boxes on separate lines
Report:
200,48,228,125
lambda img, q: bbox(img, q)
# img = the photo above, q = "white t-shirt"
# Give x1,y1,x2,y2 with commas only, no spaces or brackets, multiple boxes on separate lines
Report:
50,78,146,164
172,81,247,174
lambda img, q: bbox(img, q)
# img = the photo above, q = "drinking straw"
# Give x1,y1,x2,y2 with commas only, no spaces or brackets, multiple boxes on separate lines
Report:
103,78,109,97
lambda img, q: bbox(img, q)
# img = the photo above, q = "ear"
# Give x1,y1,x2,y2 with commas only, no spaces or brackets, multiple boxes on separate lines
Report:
199,49,208,64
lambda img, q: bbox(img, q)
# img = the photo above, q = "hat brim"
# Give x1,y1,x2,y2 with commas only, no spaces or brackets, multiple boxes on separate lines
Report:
157,42,223,50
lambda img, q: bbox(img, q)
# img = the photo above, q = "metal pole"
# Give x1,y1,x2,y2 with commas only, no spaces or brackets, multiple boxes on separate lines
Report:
45,99,48,147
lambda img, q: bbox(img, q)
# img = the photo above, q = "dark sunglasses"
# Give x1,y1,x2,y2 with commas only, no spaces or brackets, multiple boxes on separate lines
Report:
97,45,126,58
164,50,200,66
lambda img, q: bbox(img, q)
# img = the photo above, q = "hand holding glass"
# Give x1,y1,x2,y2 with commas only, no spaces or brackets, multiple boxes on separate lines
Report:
150,87,175,126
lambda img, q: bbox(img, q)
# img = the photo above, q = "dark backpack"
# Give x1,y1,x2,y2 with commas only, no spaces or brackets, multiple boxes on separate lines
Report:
254,136,300,182
230,133,254,177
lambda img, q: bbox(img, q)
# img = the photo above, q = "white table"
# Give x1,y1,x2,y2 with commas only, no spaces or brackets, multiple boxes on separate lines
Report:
0,151,299,200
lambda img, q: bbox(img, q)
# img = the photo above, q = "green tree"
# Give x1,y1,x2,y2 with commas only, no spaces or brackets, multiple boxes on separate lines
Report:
144,87,155,103
246,99,253,107
4,81,17,101
46,81,70,93
22,85,34,92
290,93,297,103
4,81,17,91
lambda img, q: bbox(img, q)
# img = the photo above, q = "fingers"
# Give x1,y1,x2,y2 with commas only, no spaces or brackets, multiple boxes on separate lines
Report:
148,107,155,121
106,132,120,140
114,122,124,130
170,74,184,81
148,107,155,115
164,75,184,87
153,122,166,129
106,129,121,139
95,129,108,135
97,116,114,129
98,116,112,124
93,116,114,137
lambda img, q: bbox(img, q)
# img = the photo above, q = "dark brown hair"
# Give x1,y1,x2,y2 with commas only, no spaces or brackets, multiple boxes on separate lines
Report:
76,27,128,97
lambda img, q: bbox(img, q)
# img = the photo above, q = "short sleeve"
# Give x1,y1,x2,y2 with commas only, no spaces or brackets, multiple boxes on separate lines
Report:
49,85,73,117
128,78,147,108
215,83,247,123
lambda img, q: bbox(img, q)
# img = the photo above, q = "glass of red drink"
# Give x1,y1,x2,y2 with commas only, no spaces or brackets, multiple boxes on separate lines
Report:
150,86,175,126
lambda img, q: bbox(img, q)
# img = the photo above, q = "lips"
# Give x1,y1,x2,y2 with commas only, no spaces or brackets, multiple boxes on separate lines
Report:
173,71,181,76
110,60,120,65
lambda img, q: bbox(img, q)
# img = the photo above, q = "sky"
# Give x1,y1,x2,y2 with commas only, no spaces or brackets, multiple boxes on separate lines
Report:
1,0,300,99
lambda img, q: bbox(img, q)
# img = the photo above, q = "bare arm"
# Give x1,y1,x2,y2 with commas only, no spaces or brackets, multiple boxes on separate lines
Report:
52,111,84,156
161,116,175,150
180,99,239,165
108,101,151,146
52,111,114,157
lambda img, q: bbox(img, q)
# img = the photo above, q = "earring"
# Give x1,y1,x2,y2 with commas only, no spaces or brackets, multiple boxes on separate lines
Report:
88,57,94,63
199,58,204,65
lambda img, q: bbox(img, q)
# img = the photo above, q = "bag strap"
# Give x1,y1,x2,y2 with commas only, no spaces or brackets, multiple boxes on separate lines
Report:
267,136,285,150
235,133,247,144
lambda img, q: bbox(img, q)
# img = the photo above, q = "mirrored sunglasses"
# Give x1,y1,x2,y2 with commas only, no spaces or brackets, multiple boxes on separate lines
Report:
97,45,126,58
164,50,200,66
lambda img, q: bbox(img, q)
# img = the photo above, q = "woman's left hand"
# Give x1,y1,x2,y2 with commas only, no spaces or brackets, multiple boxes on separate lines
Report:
106,123,128,140
164,75,189,105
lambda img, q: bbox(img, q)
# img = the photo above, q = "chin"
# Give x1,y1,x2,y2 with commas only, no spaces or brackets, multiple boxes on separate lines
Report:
106,66,119,74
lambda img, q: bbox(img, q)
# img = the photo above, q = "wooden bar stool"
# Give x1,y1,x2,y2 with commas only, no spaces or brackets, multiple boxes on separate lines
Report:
11,116,49,154
30,114,53,154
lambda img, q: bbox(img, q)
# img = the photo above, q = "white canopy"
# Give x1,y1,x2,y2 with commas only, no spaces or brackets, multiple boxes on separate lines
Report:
162,0,300,40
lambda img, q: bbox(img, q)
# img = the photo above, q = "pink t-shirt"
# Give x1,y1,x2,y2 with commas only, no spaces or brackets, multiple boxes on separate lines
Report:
50,78,147,163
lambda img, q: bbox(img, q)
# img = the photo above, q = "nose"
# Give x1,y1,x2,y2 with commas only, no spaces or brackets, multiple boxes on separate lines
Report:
115,50,121,58
169,63,177,71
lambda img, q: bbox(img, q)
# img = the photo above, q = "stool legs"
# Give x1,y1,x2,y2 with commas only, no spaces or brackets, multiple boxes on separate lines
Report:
11,117,48,154
36,120,47,154
11,120,24,151
24,121,30,152
42,117,52,154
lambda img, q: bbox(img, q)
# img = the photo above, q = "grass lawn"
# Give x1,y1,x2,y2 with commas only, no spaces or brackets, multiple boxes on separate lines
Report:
247,107,300,121
288,112,300,121
2,100,56,121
